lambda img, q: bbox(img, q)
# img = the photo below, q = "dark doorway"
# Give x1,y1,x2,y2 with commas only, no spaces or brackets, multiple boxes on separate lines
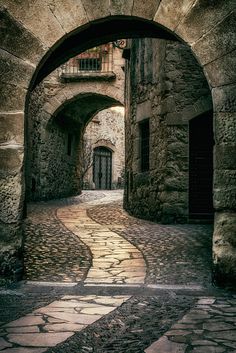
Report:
93,147,112,189
189,111,214,221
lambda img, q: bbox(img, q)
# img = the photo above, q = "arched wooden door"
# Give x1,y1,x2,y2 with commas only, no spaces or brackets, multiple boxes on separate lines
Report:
93,147,112,189
189,111,214,220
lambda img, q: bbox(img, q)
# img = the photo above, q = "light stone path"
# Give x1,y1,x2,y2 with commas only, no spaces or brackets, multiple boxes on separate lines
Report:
0,192,143,352
0,295,130,352
56,193,146,285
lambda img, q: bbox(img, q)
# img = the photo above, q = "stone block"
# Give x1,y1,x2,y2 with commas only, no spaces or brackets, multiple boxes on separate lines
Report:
0,233,23,279
0,8,45,64
204,49,236,88
213,84,236,113
110,0,133,15
160,191,188,204
80,0,110,21
136,101,152,122
176,0,236,44
164,176,188,192
0,112,24,144
214,187,236,211
0,222,22,244
0,49,34,89
214,112,236,144
3,0,65,48
166,112,183,125
214,144,236,170
214,170,236,189
213,212,236,288
145,335,187,353
46,0,88,33
192,12,236,66
154,0,195,32
0,82,26,111
0,172,23,223
0,146,24,173
214,212,236,247
133,0,160,19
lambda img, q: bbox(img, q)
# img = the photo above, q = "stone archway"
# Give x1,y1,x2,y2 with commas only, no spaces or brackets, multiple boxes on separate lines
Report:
26,91,123,201
0,2,235,286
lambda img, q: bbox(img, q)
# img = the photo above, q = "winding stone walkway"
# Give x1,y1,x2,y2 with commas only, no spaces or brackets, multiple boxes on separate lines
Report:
57,196,146,285
1,191,236,353
0,294,130,352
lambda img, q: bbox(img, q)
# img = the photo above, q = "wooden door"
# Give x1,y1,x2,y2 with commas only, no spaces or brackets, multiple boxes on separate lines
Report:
93,147,112,189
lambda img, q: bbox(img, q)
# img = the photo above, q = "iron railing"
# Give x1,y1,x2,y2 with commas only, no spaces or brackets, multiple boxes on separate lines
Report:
59,43,114,77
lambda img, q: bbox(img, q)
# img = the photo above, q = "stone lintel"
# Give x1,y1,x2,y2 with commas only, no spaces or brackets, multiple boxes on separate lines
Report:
136,101,152,122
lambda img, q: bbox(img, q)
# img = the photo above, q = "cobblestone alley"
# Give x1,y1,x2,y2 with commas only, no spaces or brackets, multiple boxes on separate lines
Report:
0,191,235,353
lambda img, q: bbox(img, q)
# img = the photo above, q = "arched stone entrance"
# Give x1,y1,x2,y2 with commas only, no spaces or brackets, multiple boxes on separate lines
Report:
0,2,235,286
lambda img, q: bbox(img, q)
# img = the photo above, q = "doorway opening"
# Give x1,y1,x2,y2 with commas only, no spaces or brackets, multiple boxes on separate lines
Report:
93,147,112,190
189,111,214,221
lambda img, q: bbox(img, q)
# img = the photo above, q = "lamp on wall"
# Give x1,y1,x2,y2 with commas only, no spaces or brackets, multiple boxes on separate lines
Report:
113,39,126,49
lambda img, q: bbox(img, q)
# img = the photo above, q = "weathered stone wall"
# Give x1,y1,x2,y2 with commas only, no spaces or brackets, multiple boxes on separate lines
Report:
124,38,212,223
26,81,81,201
83,106,125,189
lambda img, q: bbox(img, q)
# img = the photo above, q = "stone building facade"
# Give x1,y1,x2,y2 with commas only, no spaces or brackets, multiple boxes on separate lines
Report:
0,1,235,288
124,38,213,224
83,107,125,190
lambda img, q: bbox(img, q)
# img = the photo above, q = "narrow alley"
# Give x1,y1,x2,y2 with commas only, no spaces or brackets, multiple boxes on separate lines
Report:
1,3,236,353
1,191,235,353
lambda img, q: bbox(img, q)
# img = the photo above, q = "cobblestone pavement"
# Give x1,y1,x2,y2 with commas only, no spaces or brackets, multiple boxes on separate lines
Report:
88,200,213,286
23,191,106,282
0,191,235,353
146,296,236,353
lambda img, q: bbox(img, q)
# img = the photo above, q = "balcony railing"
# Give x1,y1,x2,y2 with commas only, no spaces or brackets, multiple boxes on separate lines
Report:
59,43,115,81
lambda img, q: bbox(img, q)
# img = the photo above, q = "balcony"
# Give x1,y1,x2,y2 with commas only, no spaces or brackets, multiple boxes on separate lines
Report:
58,43,116,82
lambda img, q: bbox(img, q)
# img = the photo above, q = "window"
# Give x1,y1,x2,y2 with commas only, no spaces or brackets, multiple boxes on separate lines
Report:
140,119,150,172
78,58,101,71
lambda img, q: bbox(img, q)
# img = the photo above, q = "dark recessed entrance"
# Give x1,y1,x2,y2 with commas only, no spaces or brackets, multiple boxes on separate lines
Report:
189,111,214,221
93,147,112,190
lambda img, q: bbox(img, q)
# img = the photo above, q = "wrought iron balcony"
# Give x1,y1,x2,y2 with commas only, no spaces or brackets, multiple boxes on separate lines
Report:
58,43,116,81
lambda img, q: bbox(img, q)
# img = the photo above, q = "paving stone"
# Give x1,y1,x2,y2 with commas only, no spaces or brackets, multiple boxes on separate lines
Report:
42,312,101,325
44,323,85,332
5,316,45,327
203,322,235,331
7,332,74,347
192,340,218,346
80,306,114,315
191,347,226,353
205,330,236,341
145,336,187,353
166,329,191,336
6,326,40,333
197,298,216,305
